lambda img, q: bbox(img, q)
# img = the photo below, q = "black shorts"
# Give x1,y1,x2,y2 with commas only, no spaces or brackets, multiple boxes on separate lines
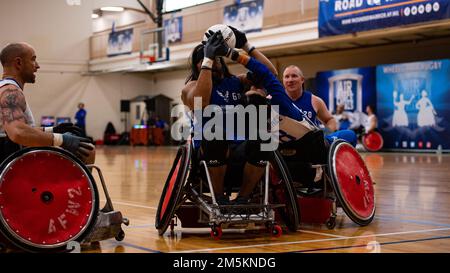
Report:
0,137,21,165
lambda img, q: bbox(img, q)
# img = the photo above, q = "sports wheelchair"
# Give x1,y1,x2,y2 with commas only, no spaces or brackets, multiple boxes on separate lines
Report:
155,139,299,239
278,129,376,229
361,131,384,152
0,147,129,252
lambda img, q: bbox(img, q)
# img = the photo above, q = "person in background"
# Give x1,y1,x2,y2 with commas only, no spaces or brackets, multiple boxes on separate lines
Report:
152,115,167,146
334,104,352,130
364,104,378,134
75,102,87,137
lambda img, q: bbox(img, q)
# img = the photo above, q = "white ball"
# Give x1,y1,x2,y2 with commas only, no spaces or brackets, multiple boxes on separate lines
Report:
202,24,236,49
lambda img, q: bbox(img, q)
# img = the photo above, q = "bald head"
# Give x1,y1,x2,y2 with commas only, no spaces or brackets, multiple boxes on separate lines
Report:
1,42,39,86
283,65,305,100
283,65,304,78
0,43,33,67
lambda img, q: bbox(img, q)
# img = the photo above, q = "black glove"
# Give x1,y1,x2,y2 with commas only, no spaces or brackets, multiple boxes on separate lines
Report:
203,30,231,59
53,122,83,136
228,25,247,49
61,133,93,157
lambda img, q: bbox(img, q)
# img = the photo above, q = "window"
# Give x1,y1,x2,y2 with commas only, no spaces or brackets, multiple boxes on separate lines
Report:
163,0,215,12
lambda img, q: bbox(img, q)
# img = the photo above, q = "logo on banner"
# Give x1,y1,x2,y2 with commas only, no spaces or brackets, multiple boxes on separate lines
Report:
391,76,440,128
164,16,183,43
223,0,264,33
328,74,363,113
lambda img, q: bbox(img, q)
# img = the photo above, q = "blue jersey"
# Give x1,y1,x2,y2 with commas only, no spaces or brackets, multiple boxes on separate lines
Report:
245,58,357,147
209,77,243,106
192,76,244,147
291,91,319,126
244,58,304,121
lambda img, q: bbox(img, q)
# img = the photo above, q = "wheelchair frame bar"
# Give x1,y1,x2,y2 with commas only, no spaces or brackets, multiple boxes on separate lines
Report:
189,160,276,227
264,162,270,206
200,160,218,206
87,165,114,212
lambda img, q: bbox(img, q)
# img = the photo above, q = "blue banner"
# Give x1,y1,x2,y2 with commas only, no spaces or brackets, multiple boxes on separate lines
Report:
316,67,377,130
107,28,133,57
377,59,450,150
319,0,450,37
164,16,183,44
223,0,264,33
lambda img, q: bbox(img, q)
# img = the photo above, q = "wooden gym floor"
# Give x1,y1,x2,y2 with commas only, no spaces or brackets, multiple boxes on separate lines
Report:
82,146,450,253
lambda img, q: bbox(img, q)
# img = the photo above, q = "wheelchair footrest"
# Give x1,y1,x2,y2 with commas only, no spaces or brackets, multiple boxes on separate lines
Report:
82,211,127,243
296,187,324,197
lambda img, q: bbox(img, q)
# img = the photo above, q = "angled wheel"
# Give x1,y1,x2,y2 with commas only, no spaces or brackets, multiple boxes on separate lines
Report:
362,131,383,152
211,226,222,240
155,144,191,235
269,151,299,232
328,140,375,226
271,225,283,238
0,147,99,252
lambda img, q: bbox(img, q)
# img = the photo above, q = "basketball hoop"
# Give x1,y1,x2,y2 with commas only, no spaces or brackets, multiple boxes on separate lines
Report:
139,54,156,64
139,27,169,64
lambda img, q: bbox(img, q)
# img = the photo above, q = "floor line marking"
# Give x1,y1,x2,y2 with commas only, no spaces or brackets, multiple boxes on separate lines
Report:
298,230,347,238
375,215,450,228
100,199,157,210
295,235,450,253
171,227,450,253
102,240,160,253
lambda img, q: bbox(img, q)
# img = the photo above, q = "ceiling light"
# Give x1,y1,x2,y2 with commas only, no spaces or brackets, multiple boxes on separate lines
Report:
91,13,99,19
100,6,124,12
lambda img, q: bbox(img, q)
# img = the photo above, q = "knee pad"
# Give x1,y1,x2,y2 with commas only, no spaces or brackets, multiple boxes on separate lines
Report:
245,140,273,167
200,140,229,167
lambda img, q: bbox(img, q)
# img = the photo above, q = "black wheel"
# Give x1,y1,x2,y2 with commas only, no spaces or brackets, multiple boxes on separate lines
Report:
270,151,300,232
326,217,336,229
115,230,125,241
155,144,191,235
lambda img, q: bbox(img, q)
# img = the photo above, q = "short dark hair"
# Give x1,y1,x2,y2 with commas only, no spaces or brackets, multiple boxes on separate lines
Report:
0,43,27,66
367,104,376,114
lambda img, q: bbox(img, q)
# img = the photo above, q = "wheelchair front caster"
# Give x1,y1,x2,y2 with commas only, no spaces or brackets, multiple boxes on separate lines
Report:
326,217,336,229
170,219,175,232
211,226,223,240
271,225,283,238
115,230,125,241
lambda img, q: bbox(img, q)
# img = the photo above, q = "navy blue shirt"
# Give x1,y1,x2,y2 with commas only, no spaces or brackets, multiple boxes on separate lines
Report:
193,76,245,146
209,76,243,106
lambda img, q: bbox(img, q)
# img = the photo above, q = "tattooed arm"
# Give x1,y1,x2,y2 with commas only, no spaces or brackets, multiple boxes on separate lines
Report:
0,85,53,146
